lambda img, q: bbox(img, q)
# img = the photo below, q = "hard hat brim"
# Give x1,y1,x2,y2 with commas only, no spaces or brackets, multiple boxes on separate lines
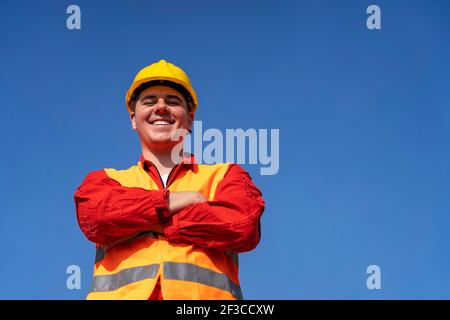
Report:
126,76,198,113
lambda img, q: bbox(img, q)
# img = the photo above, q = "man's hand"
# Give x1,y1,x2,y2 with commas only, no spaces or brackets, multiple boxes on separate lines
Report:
168,192,207,213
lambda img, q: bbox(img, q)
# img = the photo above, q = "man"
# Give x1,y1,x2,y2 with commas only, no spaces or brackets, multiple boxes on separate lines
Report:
74,60,265,300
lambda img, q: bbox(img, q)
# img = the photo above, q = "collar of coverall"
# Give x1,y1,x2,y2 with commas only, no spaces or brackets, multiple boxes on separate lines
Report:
139,153,198,173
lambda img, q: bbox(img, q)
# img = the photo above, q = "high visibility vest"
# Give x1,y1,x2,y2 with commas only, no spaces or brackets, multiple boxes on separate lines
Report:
87,161,242,300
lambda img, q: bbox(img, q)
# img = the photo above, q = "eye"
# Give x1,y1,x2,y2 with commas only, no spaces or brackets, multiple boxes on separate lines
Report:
143,100,155,106
167,100,180,106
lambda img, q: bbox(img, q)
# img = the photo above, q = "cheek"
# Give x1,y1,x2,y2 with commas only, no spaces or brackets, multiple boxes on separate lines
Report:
174,110,190,125
135,108,150,123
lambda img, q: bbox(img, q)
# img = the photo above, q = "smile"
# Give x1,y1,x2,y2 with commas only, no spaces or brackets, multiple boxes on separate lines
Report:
149,119,175,125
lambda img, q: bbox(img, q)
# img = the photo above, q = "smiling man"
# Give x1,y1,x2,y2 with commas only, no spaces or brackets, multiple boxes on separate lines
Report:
74,60,265,300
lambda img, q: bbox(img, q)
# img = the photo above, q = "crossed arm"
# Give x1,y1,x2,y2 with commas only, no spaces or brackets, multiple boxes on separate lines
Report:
74,164,265,253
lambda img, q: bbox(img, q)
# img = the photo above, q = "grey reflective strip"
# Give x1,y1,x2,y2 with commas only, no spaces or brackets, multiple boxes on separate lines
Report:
163,262,243,300
233,253,239,267
95,247,105,264
90,264,160,293
226,251,239,267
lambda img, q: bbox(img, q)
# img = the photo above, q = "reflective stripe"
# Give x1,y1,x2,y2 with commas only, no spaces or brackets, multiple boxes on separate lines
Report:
90,264,160,293
226,251,239,267
163,262,243,300
95,247,105,264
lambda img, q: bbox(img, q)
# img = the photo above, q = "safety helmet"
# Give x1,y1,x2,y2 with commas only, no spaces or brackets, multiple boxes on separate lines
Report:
125,59,198,113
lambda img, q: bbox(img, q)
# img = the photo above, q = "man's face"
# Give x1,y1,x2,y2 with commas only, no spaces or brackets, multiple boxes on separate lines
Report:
130,85,194,152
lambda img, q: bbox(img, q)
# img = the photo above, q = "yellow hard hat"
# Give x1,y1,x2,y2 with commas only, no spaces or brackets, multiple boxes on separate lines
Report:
125,59,198,113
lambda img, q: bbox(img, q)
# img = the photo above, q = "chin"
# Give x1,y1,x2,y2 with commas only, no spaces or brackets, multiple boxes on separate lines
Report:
148,136,177,148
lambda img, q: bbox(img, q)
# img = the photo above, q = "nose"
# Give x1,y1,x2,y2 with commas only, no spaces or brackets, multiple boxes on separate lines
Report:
153,98,169,114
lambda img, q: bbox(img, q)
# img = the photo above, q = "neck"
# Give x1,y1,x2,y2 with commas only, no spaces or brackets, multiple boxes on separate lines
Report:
141,144,182,176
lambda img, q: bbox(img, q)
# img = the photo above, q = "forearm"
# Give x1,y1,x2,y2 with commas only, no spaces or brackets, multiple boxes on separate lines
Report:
164,165,265,253
74,170,171,247
165,200,263,253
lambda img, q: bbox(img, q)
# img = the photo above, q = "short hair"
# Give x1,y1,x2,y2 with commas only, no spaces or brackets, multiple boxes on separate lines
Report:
129,80,194,113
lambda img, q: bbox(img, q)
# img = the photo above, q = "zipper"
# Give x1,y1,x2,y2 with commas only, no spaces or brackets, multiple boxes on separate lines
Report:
152,163,181,190
166,163,182,187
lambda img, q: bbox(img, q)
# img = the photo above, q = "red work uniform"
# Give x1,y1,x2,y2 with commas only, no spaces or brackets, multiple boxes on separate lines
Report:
74,155,265,300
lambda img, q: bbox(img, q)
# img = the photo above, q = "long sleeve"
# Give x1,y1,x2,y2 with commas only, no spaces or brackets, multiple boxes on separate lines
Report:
164,164,265,253
74,170,170,247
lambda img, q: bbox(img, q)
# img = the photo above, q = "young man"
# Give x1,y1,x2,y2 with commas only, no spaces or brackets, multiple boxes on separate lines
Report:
74,60,265,300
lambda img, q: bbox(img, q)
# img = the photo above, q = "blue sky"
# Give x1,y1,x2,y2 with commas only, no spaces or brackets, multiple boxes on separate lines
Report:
1,0,449,299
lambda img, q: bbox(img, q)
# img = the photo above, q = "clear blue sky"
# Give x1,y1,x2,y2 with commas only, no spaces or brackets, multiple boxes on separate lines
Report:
1,0,449,299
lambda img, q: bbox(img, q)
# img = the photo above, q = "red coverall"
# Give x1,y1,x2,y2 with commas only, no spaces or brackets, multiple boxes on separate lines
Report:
74,156,265,299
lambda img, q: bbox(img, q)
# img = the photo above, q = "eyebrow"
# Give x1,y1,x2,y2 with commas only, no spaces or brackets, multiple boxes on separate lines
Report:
140,94,183,101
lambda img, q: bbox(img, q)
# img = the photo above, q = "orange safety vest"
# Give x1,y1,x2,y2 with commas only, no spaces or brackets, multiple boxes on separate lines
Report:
87,161,242,300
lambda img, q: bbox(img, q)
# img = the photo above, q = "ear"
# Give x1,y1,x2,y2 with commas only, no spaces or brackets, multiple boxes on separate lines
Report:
130,111,137,131
187,112,194,131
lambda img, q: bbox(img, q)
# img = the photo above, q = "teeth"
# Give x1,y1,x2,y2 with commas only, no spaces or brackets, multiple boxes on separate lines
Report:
152,120,171,125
